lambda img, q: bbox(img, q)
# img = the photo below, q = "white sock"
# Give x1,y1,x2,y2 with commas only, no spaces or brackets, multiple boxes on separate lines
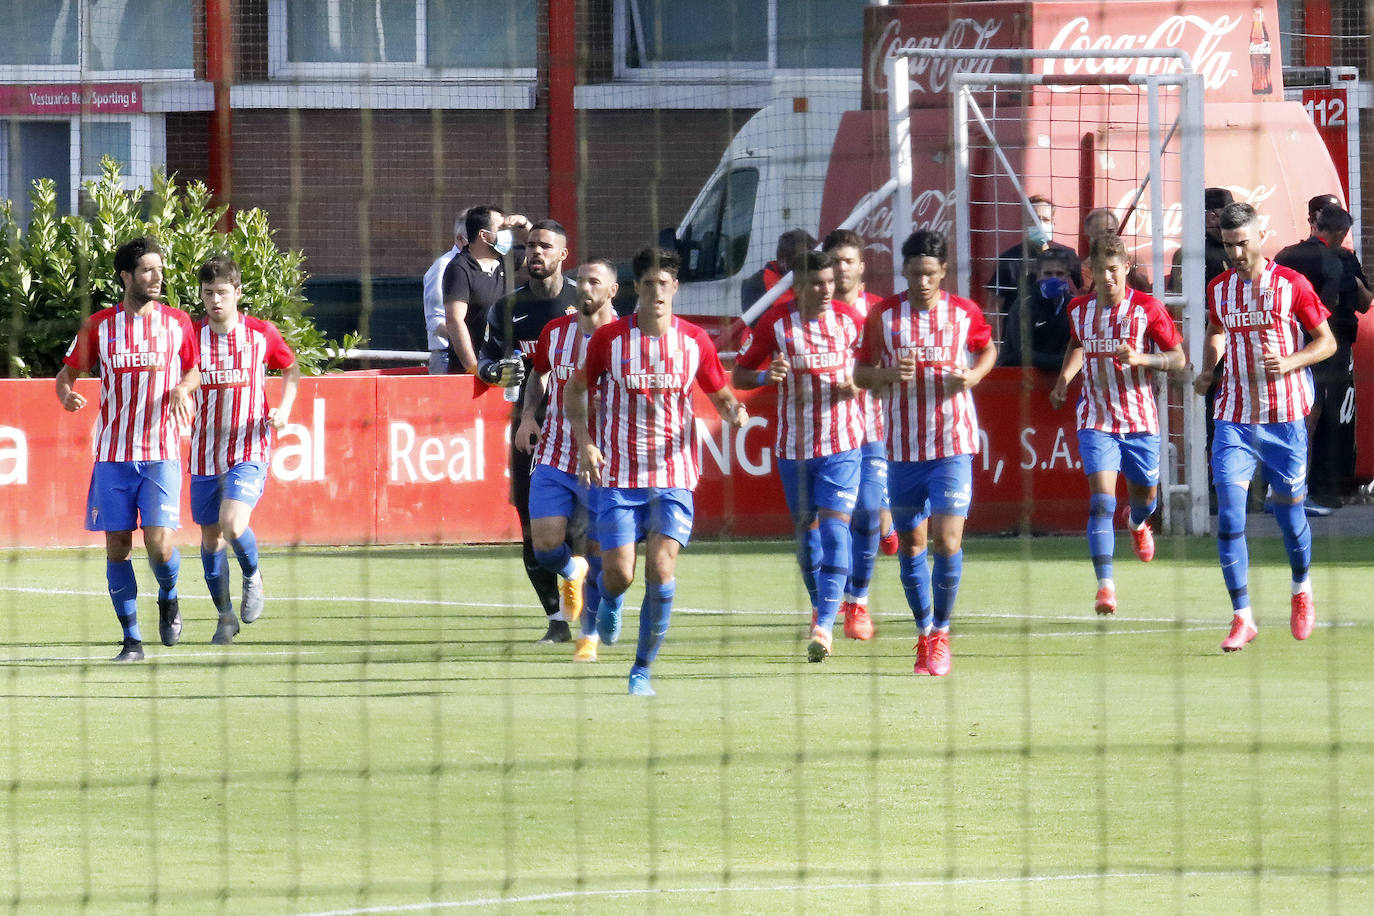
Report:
1291,578,1312,596
1098,577,1114,591
1234,606,1255,627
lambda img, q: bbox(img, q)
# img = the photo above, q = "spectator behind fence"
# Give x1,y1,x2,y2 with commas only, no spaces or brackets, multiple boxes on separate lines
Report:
998,247,1077,370
422,208,469,374
988,194,1081,315
741,228,815,312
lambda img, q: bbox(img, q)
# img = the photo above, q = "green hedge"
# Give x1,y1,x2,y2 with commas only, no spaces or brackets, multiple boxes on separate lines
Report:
0,158,359,377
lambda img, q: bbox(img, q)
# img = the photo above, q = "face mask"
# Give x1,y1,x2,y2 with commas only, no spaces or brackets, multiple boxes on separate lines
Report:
1038,276,1070,301
1027,222,1050,248
491,228,514,256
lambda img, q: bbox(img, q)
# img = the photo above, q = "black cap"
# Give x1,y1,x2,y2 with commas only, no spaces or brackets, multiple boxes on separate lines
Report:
1307,193,1341,218
1204,187,1235,211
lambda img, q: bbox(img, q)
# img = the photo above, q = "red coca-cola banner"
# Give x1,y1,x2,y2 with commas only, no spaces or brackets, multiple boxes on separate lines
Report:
0,371,1113,548
862,0,1284,112
0,83,143,115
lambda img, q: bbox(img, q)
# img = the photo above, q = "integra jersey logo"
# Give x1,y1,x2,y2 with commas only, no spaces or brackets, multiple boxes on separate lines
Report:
1082,336,1121,358
624,371,687,392
790,350,846,373
108,350,168,372
1223,288,1275,331
201,367,252,388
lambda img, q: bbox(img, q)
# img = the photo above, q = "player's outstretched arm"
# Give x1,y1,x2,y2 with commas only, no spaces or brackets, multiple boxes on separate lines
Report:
269,362,302,430
1049,341,1084,410
55,365,87,412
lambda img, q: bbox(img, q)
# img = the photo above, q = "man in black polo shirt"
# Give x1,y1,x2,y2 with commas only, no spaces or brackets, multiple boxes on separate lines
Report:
1275,198,1372,511
442,204,531,374
478,219,583,642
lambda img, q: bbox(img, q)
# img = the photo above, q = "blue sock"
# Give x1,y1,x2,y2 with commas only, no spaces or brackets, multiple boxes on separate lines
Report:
533,544,576,578
229,528,259,576
149,549,180,601
107,560,141,641
633,581,676,669
582,554,603,636
1272,499,1311,583
1129,496,1157,528
899,550,933,631
796,525,821,609
1088,493,1116,582
814,516,851,632
1216,484,1250,611
847,511,879,602
932,549,963,630
200,548,232,615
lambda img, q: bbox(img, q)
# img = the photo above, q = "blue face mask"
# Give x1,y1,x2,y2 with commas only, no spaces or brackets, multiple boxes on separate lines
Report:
1038,276,1070,301
492,228,515,257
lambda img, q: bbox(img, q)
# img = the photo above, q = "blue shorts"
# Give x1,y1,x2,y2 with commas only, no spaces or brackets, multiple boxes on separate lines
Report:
190,462,269,525
1212,419,1308,498
858,441,889,512
529,463,594,523
889,454,974,528
598,487,694,550
85,460,182,532
778,449,862,522
1077,428,1161,486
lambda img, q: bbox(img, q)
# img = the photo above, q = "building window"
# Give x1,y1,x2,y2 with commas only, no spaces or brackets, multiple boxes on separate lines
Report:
0,0,192,78
621,0,865,73
270,0,536,78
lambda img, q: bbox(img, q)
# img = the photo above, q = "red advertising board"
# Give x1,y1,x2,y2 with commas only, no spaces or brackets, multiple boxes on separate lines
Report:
1,370,1099,548
1298,86,1353,198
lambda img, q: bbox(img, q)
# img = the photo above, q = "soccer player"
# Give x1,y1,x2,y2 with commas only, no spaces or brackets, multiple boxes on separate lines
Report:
1049,236,1185,615
565,247,747,696
515,257,620,662
732,249,865,662
821,228,897,634
54,236,200,662
854,230,996,677
1192,202,1335,652
190,255,300,645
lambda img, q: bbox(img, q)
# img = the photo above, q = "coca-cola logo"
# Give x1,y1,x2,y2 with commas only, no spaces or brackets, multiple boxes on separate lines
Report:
1115,184,1277,253
867,17,1003,100
854,188,957,248
1043,15,1242,92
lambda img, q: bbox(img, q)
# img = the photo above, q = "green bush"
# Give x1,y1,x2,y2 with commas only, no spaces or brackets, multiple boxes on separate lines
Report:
0,158,359,377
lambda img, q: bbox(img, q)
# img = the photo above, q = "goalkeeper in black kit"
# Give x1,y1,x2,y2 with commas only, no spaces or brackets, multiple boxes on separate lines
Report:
477,219,586,643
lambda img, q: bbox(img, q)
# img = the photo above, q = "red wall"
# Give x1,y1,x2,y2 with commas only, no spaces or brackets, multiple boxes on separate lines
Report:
1,370,1119,548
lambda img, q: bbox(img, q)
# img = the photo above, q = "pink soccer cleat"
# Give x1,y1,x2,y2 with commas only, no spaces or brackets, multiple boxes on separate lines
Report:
1130,523,1155,562
1290,591,1314,641
1094,585,1117,616
1221,615,1258,652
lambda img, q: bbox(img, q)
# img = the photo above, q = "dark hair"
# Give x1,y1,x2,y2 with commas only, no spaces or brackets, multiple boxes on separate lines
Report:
1204,187,1235,211
113,236,163,278
631,246,681,281
790,249,834,276
1308,194,1342,219
1314,204,1353,235
197,254,242,287
528,218,567,239
775,228,816,263
1036,248,1072,269
821,228,864,253
1088,235,1130,267
900,229,947,264
1218,202,1258,232
464,205,502,243
580,256,617,276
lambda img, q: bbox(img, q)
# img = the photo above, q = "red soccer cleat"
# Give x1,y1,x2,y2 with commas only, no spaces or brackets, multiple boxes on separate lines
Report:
927,630,952,677
807,625,832,663
1221,615,1258,652
842,602,875,640
1130,523,1155,562
879,528,899,556
1290,590,1315,641
912,634,931,675
1094,584,1117,616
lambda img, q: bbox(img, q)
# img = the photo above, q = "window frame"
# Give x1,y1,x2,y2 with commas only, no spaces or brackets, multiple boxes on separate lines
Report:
0,2,194,83
613,0,862,81
267,0,538,82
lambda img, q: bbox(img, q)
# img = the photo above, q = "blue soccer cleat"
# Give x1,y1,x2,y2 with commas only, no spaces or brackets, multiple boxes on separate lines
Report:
627,665,655,696
597,598,622,646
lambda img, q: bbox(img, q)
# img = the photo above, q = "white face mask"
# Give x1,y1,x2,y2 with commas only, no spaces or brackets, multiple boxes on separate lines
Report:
492,228,515,256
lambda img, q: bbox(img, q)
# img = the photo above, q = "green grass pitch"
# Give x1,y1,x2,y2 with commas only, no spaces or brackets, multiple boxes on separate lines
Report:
1,534,1371,914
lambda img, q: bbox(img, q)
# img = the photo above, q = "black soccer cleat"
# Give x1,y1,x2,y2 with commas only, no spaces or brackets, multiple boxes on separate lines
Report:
113,638,145,663
211,615,241,646
536,619,572,644
157,597,183,647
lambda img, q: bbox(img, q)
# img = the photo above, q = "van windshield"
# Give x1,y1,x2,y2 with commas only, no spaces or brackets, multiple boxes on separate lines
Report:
679,167,759,282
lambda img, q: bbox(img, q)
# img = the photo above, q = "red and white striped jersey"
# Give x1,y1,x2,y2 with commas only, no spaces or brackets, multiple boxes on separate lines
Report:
62,303,198,462
190,316,296,475
1207,261,1330,424
846,291,886,444
530,314,590,473
736,300,865,459
1067,289,1181,434
580,315,728,490
857,291,993,462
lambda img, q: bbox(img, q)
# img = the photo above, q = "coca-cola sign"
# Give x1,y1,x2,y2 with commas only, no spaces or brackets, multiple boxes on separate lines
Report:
1041,14,1244,94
